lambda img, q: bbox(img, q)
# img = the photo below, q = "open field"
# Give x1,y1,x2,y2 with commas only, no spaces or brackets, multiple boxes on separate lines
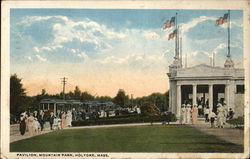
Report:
10,125,243,152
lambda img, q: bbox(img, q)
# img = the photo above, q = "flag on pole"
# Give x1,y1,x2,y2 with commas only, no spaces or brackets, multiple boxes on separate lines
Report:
168,29,177,40
163,17,175,29
216,13,229,25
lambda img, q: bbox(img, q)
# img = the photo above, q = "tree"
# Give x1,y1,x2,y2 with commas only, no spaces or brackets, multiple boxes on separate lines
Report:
140,101,160,116
10,74,27,117
113,89,129,107
73,86,81,100
66,91,74,99
81,91,94,101
165,91,169,111
135,92,169,112
41,89,47,96
25,96,40,112
95,96,113,102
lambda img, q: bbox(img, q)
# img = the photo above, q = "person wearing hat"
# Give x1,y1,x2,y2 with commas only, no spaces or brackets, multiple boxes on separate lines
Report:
191,104,198,124
27,113,35,136
198,104,203,117
204,106,210,122
209,111,216,128
180,104,186,124
217,103,224,128
186,104,192,124
19,111,27,135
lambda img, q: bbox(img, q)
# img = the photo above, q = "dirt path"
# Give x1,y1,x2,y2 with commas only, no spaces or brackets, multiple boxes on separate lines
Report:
191,124,244,145
10,122,53,143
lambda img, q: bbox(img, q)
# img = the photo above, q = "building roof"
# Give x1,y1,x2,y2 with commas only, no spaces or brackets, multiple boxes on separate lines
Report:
40,99,82,104
168,64,244,80
40,99,115,106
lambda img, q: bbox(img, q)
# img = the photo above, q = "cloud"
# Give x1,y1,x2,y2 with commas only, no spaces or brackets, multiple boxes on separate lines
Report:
76,52,88,59
26,56,32,61
20,16,125,53
98,53,167,65
181,16,242,36
219,20,243,29
49,16,126,45
213,43,226,54
15,14,242,67
35,54,47,62
18,16,69,26
181,16,217,34
71,49,77,53
33,47,40,53
143,31,160,39
187,50,212,58
33,45,63,53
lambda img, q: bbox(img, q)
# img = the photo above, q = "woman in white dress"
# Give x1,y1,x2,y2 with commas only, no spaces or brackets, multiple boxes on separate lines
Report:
186,104,192,124
217,103,224,128
27,113,35,136
53,117,59,130
66,110,72,127
32,118,41,134
180,104,186,124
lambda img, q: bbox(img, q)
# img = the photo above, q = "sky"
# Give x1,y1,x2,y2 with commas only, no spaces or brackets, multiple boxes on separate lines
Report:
10,9,243,97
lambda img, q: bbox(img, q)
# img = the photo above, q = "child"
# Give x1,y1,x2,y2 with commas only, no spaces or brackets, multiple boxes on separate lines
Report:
204,107,210,122
210,111,216,128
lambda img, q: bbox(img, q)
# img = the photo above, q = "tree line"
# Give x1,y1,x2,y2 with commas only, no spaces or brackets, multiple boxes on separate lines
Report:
10,74,169,118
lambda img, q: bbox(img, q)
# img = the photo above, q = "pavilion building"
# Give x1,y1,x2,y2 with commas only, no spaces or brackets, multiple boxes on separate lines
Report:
167,55,244,119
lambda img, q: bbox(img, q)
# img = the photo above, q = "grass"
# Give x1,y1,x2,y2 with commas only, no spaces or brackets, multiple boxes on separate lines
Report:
10,125,243,152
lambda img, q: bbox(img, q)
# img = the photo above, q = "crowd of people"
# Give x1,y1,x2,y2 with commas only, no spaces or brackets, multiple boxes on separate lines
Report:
18,102,235,136
179,102,234,128
179,104,198,125
19,109,76,136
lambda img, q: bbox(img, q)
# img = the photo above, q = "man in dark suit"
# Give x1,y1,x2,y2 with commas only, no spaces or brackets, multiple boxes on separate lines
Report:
49,112,55,130
38,110,45,131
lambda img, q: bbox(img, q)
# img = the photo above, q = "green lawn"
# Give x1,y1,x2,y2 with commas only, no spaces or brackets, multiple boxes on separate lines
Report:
10,125,243,152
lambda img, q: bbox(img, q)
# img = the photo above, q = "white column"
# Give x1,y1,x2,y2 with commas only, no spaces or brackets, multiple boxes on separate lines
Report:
230,83,235,111
176,84,181,118
47,103,50,110
192,84,197,106
54,103,57,114
169,81,172,112
209,84,213,112
225,84,230,110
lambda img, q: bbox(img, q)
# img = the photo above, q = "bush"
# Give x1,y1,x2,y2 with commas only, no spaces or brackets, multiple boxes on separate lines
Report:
166,112,177,123
226,116,244,129
72,114,177,127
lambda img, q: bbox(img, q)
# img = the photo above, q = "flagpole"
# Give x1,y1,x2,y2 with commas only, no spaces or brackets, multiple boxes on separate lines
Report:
213,52,215,67
175,12,178,60
177,26,180,60
185,53,187,68
180,35,182,67
228,10,230,58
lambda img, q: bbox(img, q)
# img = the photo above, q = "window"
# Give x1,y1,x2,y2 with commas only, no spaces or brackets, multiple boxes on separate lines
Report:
236,85,244,94
44,104,48,110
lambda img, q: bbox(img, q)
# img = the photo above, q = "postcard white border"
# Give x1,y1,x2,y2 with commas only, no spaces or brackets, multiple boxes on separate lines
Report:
1,0,249,159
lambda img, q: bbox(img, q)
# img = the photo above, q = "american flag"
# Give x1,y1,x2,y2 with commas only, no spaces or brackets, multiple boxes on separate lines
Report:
168,29,177,40
163,17,175,29
216,13,228,25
